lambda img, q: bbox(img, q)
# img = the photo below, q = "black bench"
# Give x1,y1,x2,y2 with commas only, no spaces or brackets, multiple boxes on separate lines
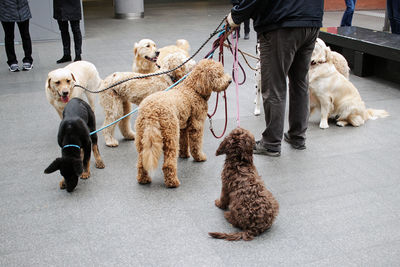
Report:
318,26,400,84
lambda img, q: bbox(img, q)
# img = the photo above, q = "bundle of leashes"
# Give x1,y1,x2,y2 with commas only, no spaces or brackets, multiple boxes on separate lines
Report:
86,17,250,137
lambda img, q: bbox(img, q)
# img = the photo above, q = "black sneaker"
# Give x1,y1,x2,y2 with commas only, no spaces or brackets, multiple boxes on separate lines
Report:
22,62,33,71
253,140,281,157
9,64,19,72
56,55,72,64
244,33,250,40
284,133,306,150
74,55,81,62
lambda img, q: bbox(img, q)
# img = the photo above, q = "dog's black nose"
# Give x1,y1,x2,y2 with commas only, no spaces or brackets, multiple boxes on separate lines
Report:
155,51,160,56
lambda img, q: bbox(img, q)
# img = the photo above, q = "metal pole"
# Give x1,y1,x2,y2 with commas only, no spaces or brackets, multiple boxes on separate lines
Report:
114,0,144,19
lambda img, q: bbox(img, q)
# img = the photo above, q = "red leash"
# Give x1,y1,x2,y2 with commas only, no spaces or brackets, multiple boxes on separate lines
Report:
205,25,233,139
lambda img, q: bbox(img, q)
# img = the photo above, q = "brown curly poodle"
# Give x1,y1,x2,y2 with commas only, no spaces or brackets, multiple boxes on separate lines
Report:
209,127,279,241
134,59,232,188
99,52,195,147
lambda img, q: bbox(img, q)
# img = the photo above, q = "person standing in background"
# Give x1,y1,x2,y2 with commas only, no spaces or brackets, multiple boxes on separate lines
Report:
340,0,357,26
231,0,250,40
0,0,33,72
54,0,83,63
387,0,400,34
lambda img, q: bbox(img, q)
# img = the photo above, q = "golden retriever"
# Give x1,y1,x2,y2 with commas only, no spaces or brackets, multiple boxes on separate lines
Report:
45,61,99,118
100,53,195,147
132,39,160,74
309,40,389,129
134,59,232,188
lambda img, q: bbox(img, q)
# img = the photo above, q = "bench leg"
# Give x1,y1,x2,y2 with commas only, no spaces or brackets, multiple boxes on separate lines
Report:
353,51,374,77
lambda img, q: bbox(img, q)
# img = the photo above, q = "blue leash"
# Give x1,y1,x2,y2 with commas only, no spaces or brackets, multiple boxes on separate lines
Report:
89,30,224,136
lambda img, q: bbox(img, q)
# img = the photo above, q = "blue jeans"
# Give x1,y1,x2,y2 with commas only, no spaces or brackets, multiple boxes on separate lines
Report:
340,0,357,26
387,0,400,34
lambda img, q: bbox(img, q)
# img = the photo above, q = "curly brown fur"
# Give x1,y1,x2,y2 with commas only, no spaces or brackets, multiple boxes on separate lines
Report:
100,53,195,147
209,127,279,241
134,59,232,188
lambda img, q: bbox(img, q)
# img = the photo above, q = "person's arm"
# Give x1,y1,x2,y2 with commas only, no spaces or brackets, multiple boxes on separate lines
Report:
229,0,260,25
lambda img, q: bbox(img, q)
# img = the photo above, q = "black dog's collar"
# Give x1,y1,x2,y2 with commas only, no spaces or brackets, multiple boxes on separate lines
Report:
63,144,80,150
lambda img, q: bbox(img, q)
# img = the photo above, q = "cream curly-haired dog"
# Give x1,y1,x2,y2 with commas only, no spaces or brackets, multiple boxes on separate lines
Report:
134,59,232,188
45,61,99,118
100,53,195,147
309,39,388,129
209,127,279,241
157,39,190,65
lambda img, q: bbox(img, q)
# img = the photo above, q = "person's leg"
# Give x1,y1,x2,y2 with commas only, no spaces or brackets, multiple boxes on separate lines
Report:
258,28,296,153
1,21,18,66
286,28,319,148
389,0,400,34
340,0,356,26
16,20,33,64
243,19,250,39
56,20,72,63
70,20,82,60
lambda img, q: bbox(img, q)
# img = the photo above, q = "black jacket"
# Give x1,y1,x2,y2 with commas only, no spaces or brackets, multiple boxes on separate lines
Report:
231,0,324,33
0,0,31,22
53,0,82,21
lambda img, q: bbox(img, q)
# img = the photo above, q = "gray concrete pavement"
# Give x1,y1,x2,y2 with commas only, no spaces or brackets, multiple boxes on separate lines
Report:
1,1,400,266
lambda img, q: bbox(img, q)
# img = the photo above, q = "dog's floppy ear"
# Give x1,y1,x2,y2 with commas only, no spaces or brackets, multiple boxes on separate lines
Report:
47,77,52,90
216,137,229,156
44,158,63,174
134,43,139,56
72,159,83,176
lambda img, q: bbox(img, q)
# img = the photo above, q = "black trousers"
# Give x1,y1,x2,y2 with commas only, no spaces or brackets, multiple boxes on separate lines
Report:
57,20,82,57
258,27,319,152
1,20,33,66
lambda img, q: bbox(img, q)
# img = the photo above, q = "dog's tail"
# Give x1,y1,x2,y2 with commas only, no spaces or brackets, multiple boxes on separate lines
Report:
367,109,389,120
142,121,163,172
208,231,254,241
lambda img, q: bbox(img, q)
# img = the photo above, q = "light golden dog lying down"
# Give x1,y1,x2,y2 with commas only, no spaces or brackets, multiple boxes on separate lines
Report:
45,61,100,118
135,59,232,188
309,39,388,129
100,52,195,147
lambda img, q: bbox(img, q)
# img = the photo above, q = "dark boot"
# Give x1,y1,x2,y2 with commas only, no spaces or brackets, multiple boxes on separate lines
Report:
56,55,72,64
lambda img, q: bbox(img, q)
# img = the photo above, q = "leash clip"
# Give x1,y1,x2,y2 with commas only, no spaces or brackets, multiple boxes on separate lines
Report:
208,117,213,130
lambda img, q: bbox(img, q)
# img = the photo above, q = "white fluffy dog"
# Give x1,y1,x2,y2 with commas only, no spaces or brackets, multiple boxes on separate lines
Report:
45,61,100,118
309,39,388,129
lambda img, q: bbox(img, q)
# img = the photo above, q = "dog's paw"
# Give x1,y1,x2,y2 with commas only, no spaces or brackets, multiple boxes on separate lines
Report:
215,199,226,209
123,131,136,140
194,152,207,162
59,179,66,190
137,176,152,184
105,137,119,147
95,160,105,169
179,151,190,158
336,120,348,127
319,121,329,129
165,178,180,188
81,171,91,179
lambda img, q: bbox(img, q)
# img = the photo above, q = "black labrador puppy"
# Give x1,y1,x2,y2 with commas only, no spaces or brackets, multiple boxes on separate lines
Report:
44,97,105,192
